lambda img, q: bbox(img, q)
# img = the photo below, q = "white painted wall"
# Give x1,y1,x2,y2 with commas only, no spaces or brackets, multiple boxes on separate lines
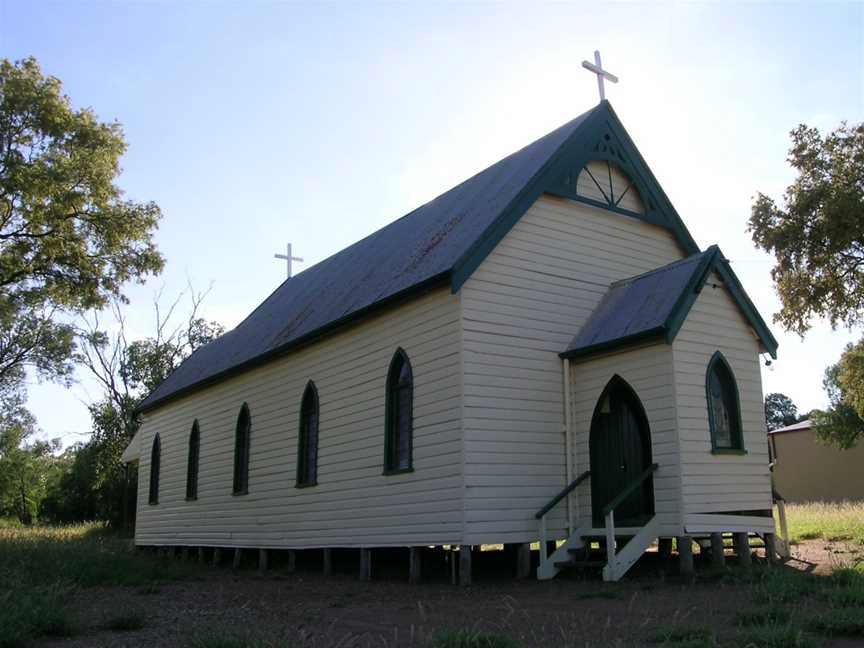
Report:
134,288,463,548
460,194,685,544
672,272,773,527
569,343,683,537
132,194,774,551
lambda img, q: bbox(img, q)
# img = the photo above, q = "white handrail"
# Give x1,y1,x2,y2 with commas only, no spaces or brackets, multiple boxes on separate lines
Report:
604,509,617,575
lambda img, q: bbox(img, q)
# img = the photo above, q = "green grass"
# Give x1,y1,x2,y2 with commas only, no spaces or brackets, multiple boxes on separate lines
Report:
807,609,864,637
0,522,198,587
735,605,792,627
778,501,864,544
0,583,79,647
0,523,199,646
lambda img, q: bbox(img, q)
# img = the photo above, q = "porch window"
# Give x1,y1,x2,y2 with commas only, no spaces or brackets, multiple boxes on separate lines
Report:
186,420,200,500
148,435,161,505
233,403,251,494
384,348,413,474
706,352,744,451
296,381,319,487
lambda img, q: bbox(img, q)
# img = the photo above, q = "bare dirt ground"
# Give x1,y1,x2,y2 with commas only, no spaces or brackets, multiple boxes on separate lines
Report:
39,541,863,648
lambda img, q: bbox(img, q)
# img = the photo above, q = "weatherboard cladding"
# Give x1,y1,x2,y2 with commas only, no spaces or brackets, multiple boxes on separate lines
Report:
139,106,598,411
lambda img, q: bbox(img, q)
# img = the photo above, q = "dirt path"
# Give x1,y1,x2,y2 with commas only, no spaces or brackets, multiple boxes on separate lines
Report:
41,541,863,647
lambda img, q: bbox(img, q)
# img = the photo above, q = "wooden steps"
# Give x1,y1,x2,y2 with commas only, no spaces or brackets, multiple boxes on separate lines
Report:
536,516,660,582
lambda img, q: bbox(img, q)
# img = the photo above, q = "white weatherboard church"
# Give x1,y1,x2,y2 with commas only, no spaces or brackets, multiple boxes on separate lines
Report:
123,65,786,582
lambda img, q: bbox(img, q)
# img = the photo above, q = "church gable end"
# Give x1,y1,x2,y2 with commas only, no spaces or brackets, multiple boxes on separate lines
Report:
451,102,699,291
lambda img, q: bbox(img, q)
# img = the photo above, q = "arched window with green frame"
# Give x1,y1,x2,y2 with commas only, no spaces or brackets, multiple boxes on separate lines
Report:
384,348,413,474
705,351,744,452
233,403,251,495
296,381,319,487
148,434,161,505
186,420,200,500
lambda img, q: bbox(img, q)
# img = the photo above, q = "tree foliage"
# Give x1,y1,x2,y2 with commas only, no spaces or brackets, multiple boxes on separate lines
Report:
764,392,799,431
749,122,864,335
812,339,864,449
0,392,62,523
0,57,163,410
40,287,223,525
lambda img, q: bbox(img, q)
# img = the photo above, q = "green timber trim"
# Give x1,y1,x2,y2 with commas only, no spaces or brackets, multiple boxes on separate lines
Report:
602,463,659,517
545,187,667,228
662,246,722,344
559,327,666,360
706,350,746,452
450,100,702,293
692,509,773,518
664,247,777,358
534,469,592,519
136,271,451,414
711,256,779,358
596,103,700,255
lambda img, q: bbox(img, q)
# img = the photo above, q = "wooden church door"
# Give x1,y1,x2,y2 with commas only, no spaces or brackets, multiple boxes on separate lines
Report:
589,376,654,527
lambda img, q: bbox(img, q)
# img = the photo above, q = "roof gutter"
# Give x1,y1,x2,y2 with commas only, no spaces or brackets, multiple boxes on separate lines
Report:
558,326,666,361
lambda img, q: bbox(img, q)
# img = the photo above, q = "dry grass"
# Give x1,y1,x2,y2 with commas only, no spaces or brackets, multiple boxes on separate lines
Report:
3,507,864,647
777,501,864,545
0,522,199,647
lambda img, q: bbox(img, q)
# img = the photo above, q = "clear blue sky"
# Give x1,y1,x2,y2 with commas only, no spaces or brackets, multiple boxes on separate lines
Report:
2,1,862,446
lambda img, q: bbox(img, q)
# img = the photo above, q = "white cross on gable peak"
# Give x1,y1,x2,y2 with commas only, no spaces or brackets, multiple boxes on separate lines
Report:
274,242,304,279
581,50,619,102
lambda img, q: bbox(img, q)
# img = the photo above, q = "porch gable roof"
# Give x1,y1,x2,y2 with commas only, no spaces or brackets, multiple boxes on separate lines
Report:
560,245,778,360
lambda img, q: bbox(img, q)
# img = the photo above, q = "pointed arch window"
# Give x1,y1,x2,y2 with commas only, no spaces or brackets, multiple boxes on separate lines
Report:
706,352,744,452
233,403,251,495
296,382,319,487
384,349,413,474
148,435,161,505
186,420,200,500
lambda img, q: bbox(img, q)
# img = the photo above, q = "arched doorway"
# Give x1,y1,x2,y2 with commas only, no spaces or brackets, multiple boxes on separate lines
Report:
589,376,654,526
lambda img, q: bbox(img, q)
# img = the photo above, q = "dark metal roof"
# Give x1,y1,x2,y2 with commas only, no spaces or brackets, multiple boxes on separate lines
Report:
561,245,778,360
139,105,601,411
562,250,715,358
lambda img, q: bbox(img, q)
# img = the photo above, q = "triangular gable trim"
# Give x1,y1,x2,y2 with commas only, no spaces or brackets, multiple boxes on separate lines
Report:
451,101,700,292
663,245,777,358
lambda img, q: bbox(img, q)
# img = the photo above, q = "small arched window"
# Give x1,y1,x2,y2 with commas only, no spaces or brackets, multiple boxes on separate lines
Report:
573,160,646,214
186,420,200,500
148,435,161,505
296,382,319,487
233,403,251,495
384,349,413,474
706,352,744,451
